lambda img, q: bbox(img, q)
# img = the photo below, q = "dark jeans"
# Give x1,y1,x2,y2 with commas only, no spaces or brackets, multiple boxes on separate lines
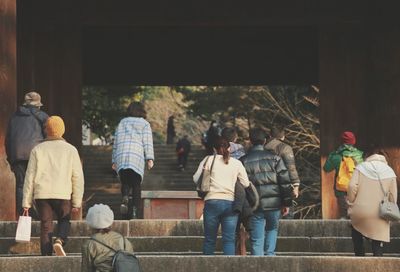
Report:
177,152,189,168
11,161,38,218
337,194,348,219
36,199,71,256
119,169,142,219
11,161,28,217
351,226,384,256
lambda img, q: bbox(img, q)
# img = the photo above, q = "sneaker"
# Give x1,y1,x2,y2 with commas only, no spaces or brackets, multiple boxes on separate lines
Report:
53,239,66,256
120,196,129,215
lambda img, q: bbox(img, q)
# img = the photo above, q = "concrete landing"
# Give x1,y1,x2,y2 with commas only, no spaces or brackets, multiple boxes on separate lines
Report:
1,256,400,272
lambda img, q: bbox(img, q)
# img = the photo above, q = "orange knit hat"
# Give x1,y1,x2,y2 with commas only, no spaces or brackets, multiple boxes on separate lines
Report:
46,116,65,138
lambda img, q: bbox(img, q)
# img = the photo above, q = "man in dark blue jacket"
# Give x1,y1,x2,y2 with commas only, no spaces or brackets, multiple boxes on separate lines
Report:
241,128,293,256
5,91,48,217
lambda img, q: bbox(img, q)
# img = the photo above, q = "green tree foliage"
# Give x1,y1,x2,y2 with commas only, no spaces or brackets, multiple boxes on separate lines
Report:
82,86,208,144
180,85,321,218
82,86,140,143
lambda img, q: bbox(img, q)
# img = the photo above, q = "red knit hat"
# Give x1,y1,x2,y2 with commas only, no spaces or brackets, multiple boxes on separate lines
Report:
341,131,356,145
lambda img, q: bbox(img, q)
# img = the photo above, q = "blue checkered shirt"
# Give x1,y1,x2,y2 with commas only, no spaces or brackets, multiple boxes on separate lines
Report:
112,117,154,178
230,142,246,159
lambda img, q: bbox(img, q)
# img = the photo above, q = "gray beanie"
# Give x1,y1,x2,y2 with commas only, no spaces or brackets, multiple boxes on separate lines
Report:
86,204,114,229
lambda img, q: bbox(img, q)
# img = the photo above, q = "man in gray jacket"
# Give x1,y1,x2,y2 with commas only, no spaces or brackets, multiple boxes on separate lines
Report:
265,126,300,197
5,91,48,217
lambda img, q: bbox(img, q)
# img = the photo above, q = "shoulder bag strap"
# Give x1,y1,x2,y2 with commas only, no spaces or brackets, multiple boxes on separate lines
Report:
122,234,126,250
29,108,45,125
370,162,388,200
90,237,117,253
209,154,216,172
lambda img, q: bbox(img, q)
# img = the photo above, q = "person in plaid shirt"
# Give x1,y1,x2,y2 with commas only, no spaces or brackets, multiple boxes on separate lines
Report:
112,102,154,219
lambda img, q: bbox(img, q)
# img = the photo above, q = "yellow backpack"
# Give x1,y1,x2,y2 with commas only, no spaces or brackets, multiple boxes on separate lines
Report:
336,156,356,192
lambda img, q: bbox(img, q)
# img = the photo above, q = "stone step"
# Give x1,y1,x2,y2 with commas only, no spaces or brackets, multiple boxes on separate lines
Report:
82,156,204,163
2,220,400,238
2,252,400,257
3,255,400,272
3,236,400,255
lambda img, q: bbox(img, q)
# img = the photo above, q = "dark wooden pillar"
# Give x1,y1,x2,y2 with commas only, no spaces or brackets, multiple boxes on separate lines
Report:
320,25,400,218
319,25,368,219
18,1,82,149
0,0,17,220
366,28,400,195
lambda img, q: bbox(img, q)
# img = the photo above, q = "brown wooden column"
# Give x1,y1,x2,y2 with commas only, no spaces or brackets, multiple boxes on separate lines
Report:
319,25,368,219
0,0,17,220
365,28,400,197
18,1,82,149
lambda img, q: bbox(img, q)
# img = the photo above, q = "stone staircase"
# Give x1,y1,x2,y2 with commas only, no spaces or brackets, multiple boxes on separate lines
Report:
1,220,400,271
81,144,206,218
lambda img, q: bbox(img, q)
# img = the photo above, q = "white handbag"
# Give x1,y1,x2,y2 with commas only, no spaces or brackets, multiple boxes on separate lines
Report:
15,210,32,242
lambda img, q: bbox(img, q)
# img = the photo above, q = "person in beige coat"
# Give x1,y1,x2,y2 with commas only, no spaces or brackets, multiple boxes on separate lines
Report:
347,152,397,256
22,116,84,256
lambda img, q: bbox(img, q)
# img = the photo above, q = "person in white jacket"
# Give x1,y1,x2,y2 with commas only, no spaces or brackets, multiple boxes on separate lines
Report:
193,136,250,255
22,116,84,256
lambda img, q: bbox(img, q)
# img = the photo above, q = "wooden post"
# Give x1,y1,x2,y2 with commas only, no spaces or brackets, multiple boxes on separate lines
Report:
319,25,368,218
0,0,17,220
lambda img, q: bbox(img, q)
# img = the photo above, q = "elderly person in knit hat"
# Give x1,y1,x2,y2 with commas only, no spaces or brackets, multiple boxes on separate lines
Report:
5,91,48,218
22,116,84,256
323,131,363,218
81,204,133,272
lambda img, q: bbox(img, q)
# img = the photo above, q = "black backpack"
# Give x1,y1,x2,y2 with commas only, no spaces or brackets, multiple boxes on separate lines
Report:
91,235,141,272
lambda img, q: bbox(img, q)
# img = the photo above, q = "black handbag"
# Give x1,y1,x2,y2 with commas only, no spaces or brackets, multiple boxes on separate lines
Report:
196,154,216,199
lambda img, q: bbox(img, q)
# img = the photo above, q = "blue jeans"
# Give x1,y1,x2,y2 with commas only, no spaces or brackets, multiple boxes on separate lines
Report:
250,209,281,256
203,199,238,255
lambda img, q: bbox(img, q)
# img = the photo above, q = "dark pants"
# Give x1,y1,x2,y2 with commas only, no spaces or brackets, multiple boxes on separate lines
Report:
177,152,189,168
337,194,348,219
11,161,38,218
166,134,175,144
36,199,71,256
119,169,142,219
351,226,384,256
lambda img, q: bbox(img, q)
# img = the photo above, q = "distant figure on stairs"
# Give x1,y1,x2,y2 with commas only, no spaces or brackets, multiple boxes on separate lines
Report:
205,120,220,155
176,135,191,171
166,115,176,144
112,102,155,219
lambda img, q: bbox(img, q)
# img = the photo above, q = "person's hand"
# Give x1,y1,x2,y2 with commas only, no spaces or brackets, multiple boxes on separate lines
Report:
281,207,289,216
72,207,80,214
147,160,154,170
111,164,117,171
293,186,299,198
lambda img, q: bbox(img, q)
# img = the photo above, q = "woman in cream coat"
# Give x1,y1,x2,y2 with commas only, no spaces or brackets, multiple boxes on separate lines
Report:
347,152,397,256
